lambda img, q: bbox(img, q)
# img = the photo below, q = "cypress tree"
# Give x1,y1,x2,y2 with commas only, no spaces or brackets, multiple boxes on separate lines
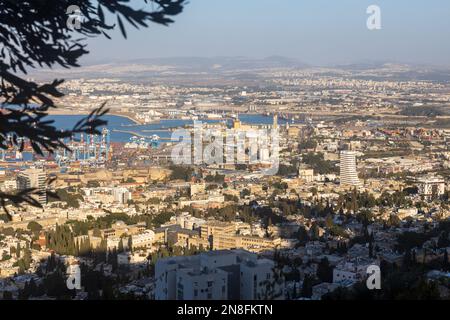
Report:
301,275,312,298
118,239,124,253
128,236,133,253
443,250,449,270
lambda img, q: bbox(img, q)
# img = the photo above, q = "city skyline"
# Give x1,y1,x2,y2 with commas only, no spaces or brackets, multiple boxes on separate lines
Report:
1,0,449,305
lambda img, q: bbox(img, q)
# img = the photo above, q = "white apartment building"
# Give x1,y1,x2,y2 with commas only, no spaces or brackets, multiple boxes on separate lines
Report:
172,213,206,230
155,249,284,300
240,258,281,300
397,207,419,220
339,151,361,187
177,268,228,300
333,259,377,284
131,230,155,249
117,251,148,266
17,168,47,205
417,176,445,197
178,195,225,207
1,179,17,192
113,187,131,204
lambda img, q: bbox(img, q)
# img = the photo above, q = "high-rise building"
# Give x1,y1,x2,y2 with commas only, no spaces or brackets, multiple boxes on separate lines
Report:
17,168,47,205
113,187,131,204
232,119,241,129
298,167,315,183
339,151,360,187
417,176,445,198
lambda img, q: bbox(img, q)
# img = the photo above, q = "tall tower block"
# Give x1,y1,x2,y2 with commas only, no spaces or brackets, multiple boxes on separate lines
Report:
340,151,361,187
273,114,278,129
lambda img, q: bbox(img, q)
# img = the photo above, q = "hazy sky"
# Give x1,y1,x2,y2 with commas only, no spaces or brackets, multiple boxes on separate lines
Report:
83,0,450,66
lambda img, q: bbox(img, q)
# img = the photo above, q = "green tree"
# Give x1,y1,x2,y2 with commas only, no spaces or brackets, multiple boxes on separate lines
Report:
299,139,317,151
169,165,194,181
93,228,102,237
317,257,333,283
301,275,313,298
240,188,251,199
310,223,321,240
297,226,310,246
16,242,21,259
27,221,43,233
128,236,133,253
118,239,124,253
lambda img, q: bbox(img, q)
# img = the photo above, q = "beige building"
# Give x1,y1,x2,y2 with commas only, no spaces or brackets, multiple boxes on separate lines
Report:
201,220,281,252
17,168,47,205
298,168,314,183
200,220,235,243
213,233,281,252
96,221,146,238
190,183,206,197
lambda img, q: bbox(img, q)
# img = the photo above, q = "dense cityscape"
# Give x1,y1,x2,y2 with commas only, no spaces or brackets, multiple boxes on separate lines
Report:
1,59,449,300
1,1,450,309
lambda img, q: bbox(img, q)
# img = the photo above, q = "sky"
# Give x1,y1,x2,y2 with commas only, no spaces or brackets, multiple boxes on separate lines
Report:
82,0,450,66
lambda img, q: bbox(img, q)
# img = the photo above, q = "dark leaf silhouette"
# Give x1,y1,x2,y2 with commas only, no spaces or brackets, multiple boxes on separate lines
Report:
117,15,127,38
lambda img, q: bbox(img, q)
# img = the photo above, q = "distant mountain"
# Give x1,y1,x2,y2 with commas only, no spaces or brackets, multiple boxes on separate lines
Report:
29,56,309,81
28,56,450,83
119,56,308,70
331,61,450,82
